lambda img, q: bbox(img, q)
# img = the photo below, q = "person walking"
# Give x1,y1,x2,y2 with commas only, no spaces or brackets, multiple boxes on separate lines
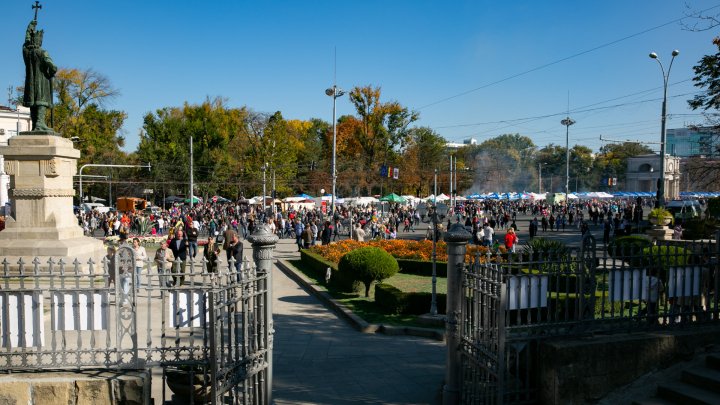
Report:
131,238,147,288
353,223,366,242
186,221,199,258
168,229,188,286
154,240,174,287
504,228,518,253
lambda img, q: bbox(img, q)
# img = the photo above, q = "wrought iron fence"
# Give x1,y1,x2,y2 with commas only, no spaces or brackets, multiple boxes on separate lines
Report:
445,225,720,404
0,230,276,405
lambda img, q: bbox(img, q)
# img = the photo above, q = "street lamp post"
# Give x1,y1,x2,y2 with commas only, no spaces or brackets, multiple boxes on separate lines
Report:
189,134,194,206
561,117,575,205
538,163,547,194
325,85,345,217
420,168,447,316
649,49,679,208
262,163,267,214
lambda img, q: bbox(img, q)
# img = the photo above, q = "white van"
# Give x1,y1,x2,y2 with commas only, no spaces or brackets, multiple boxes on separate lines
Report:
81,203,111,214
665,200,702,220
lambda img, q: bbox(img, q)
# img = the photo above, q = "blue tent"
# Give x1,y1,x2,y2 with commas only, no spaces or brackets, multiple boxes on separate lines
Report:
296,193,313,199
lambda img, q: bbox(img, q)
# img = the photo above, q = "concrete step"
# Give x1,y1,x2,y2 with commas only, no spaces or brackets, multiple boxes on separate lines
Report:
632,397,677,405
706,354,720,371
683,366,720,394
657,381,720,405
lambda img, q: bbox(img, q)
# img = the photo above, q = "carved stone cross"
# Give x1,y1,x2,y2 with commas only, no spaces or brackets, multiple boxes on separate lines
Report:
32,1,42,22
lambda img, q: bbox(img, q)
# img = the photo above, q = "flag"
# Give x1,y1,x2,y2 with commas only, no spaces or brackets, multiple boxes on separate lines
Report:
393,167,399,179
380,165,388,177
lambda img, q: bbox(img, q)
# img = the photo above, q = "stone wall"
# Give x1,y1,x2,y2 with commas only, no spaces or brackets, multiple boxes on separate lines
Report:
0,370,149,405
538,326,720,404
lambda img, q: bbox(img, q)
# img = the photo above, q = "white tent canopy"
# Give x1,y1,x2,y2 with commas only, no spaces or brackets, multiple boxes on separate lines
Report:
345,196,379,205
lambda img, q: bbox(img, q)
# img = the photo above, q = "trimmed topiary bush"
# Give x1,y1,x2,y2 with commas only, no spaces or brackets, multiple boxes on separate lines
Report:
339,247,400,297
300,249,360,293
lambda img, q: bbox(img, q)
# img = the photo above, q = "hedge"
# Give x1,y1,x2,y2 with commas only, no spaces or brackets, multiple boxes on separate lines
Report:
375,283,447,315
396,259,448,277
299,249,360,293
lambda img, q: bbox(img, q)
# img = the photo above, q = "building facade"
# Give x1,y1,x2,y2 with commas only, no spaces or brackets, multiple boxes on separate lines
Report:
625,154,681,200
0,106,32,209
666,127,719,157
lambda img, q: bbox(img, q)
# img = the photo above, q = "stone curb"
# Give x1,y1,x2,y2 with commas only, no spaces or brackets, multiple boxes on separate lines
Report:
275,259,445,341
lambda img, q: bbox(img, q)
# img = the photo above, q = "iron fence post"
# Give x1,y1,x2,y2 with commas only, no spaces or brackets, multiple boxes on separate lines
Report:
248,224,278,405
443,222,472,405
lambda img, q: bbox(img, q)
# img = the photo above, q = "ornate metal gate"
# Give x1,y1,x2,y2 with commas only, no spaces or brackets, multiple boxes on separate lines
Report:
0,226,278,405
459,256,506,405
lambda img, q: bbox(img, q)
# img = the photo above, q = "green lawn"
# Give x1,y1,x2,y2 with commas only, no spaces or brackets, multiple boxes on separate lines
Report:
287,259,446,328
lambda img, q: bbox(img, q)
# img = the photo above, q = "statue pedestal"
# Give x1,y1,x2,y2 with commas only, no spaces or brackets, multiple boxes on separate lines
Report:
0,135,104,272
646,225,674,241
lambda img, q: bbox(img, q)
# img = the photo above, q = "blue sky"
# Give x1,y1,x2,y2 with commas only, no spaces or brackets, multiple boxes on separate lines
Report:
2,0,720,154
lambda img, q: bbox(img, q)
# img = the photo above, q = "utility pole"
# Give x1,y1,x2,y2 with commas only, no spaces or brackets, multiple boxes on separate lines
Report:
189,135,194,205
262,163,267,214
561,116,575,205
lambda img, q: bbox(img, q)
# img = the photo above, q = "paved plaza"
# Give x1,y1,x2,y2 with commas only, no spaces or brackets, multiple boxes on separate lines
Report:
270,238,446,405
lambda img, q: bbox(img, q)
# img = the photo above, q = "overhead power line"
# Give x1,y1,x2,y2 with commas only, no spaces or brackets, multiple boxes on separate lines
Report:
417,4,720,110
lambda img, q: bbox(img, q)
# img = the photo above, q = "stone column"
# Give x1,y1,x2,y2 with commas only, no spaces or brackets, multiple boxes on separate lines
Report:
248,224,278,405
443,223,472,405
0,135,104,270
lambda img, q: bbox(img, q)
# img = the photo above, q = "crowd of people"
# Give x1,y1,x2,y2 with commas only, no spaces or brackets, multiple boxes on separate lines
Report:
80,195,658,257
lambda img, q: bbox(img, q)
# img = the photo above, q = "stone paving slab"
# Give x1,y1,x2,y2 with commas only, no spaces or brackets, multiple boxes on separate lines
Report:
270,238,446,405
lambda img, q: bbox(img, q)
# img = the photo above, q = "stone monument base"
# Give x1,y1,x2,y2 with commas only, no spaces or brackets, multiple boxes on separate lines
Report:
647,225,674,241
0,236,104,272
0,134,106,273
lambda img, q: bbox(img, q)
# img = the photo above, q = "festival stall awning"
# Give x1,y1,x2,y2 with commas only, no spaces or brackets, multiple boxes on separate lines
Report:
379,193,407,203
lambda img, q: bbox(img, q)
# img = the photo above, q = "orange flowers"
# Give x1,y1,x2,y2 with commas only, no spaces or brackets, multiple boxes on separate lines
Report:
310,240,503,264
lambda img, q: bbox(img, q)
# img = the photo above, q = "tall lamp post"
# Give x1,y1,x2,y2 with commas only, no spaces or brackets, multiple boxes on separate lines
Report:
561,117,575,205
325,85,345,217
649,49,679,208
538,162,547,194
420,169,449,316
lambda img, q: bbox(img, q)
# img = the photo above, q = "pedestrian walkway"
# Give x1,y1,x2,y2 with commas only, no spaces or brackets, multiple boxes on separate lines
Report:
270,239,446,405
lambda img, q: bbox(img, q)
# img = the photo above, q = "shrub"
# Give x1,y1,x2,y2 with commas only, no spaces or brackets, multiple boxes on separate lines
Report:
641,245,691,273
606,235,652,262
523,238,569,258
708,197,720,219
396,259,448,277
300,249,360,293
374,283,447,315
682,217,718,239
338,247,399,297
648,207,673,225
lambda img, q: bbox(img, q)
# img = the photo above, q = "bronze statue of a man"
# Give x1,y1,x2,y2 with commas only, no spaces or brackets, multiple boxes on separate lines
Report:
22,20,57,132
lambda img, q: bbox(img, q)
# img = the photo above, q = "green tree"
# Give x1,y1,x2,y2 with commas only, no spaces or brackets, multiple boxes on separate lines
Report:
686,37,720,189
595,142,653,190
463,134,536,193
401,127,447,195
136,98,249,200
52,68,126,166
48,68,127,202
348,85,418,194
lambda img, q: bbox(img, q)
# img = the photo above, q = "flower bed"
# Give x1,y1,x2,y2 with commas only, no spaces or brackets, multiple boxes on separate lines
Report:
310,239,500,264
